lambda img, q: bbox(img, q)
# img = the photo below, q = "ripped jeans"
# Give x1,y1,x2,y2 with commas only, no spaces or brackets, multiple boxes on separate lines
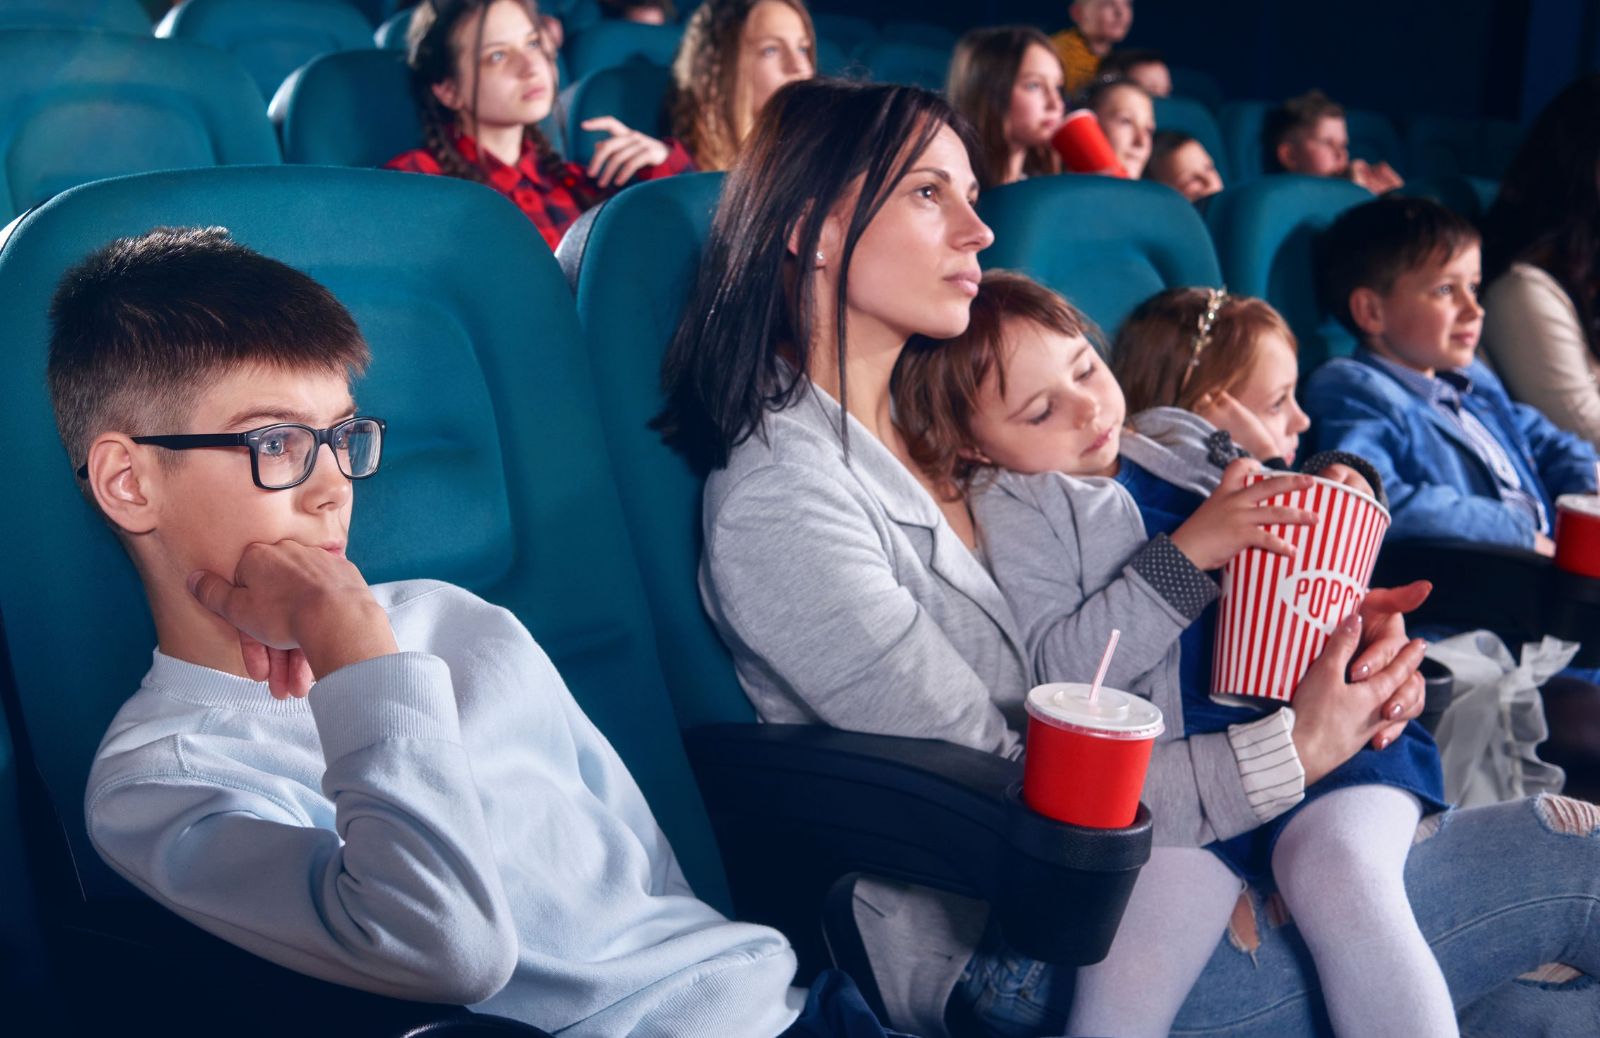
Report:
953,796,1600,1037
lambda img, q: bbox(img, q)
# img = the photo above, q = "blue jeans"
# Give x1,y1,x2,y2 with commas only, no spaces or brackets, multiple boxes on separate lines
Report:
955,796,1600,1037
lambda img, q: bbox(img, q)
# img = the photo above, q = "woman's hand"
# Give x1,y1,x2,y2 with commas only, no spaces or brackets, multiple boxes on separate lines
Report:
1352,580,1432,749
1290,613,1428,784
1168,458,1318,571
583,117,672,188
1194,390,1281,461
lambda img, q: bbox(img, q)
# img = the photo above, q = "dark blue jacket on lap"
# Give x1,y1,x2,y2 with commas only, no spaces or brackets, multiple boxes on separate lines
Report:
1303,351,1599,548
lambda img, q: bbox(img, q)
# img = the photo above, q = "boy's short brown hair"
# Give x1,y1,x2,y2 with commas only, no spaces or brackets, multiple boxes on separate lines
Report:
1314,197,1481,338
48,227,370,487
1113,287,1296,413
894,270,1100,495
1263,89,1343,171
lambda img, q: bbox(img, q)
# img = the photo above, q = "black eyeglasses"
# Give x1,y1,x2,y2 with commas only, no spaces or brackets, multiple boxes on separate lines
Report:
75,417,386,491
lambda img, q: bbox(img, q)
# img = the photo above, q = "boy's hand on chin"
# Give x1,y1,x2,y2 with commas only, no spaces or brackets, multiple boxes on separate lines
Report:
188,541,399,700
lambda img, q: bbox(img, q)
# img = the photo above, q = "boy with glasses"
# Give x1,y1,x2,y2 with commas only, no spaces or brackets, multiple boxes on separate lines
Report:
55,227,899,1037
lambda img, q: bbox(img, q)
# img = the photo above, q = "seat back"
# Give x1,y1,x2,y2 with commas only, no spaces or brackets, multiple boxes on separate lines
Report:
0,29,280,223
1203,173,1373,370
861,38,949,90
879,19,956,51
564,20,682,81
562,61,672,167
812,12,876,59
1153,95,1231,184
0,165,730,914
0,662,47,997
1406,115,1522,180
560,173,753,730
272,49,420,166
157,0,376,103
978,176,1223,342
1219,99,1272,182
1169,66,1224,111
373,4,411,50
0,0,148,31
1396,174,1499,225
1345,107,1405,174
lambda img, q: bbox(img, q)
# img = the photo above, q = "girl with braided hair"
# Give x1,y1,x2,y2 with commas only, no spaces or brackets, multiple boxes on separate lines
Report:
387,0,693,250
667,0,815,172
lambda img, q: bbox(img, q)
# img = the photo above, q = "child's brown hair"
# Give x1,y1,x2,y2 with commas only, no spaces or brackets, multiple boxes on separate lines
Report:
1112,287,1296,414
894,270,1098,496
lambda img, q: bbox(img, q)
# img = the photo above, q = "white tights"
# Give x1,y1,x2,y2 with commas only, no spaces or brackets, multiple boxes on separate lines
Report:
1063,786,1457,1038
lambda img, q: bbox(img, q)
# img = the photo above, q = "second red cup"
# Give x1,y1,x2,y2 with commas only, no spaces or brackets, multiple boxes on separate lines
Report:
1555,494,1600,578
1051,109,1128,178
1023,682,1164,829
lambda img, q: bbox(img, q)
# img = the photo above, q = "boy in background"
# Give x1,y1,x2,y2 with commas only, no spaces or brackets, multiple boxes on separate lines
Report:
1052,0,1132,95
1265,90,1403,194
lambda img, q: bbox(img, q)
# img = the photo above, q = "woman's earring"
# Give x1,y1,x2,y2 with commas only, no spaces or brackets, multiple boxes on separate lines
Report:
815,251,825,265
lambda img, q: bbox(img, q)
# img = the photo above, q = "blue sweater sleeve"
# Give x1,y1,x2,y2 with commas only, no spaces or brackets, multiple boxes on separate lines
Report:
1306,367,1539,548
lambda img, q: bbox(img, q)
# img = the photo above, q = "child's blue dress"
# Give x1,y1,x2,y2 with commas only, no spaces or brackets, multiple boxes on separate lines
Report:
1115,460,1446,880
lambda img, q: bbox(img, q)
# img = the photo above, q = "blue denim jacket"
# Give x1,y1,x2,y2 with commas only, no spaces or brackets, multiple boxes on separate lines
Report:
1303,351,1599,548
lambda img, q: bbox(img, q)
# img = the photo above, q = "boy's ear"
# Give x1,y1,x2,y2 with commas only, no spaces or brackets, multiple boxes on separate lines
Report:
1274,137,1298,172
430,77,464,114
1348,286,1386,337
84,434,159,536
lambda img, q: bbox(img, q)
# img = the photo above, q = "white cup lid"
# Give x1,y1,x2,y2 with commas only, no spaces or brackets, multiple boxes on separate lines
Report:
1025,682,1165,740
1557,494,1600,519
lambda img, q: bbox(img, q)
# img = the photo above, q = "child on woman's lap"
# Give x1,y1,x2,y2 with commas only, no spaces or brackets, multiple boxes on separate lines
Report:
894,271,1453,1038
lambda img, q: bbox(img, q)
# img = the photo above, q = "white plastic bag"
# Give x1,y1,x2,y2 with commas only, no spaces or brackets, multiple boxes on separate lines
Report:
1425,631,1577,807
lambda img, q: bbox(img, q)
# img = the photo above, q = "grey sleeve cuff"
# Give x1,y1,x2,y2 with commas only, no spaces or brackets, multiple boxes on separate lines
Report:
1128,533,1219,622
1299,450,1389,507
1226,707,1306,823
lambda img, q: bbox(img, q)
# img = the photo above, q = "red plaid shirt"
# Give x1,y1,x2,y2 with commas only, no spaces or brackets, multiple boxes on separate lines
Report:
386,132,694,250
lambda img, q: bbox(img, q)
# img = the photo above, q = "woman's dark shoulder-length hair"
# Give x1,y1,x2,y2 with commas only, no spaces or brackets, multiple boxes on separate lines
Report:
655,77,980,474
1482,74,1600,358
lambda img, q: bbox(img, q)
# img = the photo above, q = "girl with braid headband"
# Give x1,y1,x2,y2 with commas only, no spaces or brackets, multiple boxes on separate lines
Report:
387,0,694,250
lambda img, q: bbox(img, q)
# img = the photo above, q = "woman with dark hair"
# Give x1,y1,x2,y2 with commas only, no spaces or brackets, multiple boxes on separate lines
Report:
1482,74,1600,448
659,74,1600,1036
946,26,1065,188
386,0,693,250
661,76,1600,1038
668,0,816,172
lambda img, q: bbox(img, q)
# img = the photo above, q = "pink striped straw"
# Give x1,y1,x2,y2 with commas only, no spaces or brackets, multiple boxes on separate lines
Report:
1088,629,1121,704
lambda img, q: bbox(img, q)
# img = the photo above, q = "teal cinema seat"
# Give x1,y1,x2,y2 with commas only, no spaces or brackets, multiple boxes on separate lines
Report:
559,173,1154,1027
271,48,420,166
156,0,376,103
563,19,681,80
1153,95,1231,184
374,3,412,49
0,165,702,1034
861,38,949,90
0,0,148,31
978,175,1223,342
812,12,876,60
0,674,48,1006
1203,173,1372,369
0,28,279,223
560,61,673,167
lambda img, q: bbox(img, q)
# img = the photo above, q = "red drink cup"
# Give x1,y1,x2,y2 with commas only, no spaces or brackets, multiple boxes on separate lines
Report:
1051,109,1128,177
1555,494,1600,578
1212,473,1390,702
1022,682,1164,828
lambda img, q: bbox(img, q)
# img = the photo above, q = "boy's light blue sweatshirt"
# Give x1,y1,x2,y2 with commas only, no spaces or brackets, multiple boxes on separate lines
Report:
86,580,802,1037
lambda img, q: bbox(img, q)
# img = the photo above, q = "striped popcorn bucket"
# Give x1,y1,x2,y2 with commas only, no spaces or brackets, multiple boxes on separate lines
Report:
1212,473,1391,701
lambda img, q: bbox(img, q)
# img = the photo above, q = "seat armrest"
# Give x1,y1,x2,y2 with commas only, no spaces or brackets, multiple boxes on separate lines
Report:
684,723,1152,970
1372,539,1550,639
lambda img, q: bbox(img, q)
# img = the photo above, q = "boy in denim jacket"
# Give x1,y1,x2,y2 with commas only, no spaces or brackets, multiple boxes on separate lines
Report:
1305,197,1598,551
